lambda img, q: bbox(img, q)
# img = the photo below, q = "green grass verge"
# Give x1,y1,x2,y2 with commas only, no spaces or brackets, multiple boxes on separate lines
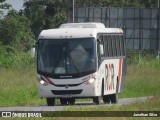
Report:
0,66,45,106
65,95,160,111
119,66,160,98
0,60,160,107
36,96,160,119
2,96,160,120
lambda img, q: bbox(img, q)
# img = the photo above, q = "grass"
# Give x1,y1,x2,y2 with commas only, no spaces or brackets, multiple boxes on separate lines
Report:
65,95,160,111
1,56,159,120
0,66,46,107
119,65,160,98
36,96,160,119
2,96,160,120
0,58,160,107
58,95,159,119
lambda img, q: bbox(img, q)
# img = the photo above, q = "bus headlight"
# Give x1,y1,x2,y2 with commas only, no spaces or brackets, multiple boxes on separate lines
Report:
88,78,95,83
85,78,95,84
40,80,49,86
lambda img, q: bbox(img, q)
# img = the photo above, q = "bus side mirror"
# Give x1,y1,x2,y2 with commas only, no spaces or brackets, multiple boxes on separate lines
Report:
31,47,35,58
100,44,104,55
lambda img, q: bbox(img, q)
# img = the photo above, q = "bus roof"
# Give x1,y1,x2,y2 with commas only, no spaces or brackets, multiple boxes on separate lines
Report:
38,23,123,39
59,22,105,28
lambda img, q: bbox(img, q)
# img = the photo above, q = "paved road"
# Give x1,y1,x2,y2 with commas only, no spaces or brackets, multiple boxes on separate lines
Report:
0,96,152,111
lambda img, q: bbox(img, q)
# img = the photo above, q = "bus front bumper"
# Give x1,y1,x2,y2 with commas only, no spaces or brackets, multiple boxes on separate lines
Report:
38,82,100,98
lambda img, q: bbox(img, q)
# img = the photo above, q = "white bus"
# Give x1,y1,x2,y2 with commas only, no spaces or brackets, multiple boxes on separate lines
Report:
35,23,126,106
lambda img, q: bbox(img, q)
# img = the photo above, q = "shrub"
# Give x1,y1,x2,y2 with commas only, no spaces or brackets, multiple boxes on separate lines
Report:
0,46,35,68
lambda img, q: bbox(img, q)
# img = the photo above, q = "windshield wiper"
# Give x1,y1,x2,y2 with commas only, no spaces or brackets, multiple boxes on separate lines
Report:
68,54,82,76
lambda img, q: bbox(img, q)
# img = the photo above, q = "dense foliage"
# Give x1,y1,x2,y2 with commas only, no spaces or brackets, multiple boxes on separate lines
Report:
74,0,157,7
0,10,34,51
0,0,159,67
23,0,68,38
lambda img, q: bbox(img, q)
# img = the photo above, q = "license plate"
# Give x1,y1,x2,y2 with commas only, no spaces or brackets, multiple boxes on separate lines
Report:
61,94,72,98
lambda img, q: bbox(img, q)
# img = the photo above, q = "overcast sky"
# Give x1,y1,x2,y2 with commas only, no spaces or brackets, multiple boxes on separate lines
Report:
6,0,24,11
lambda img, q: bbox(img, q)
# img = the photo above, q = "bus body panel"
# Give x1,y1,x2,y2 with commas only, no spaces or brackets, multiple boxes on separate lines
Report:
98,58,126,95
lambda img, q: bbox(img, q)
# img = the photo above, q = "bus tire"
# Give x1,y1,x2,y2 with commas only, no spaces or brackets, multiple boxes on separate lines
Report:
46,98,55,106
101,79,104,96
68,98,75,105
93,97,101,105
103,95,110,104
102,79,110,104
60,98,68,105
110,94,118,103
110,81,118,103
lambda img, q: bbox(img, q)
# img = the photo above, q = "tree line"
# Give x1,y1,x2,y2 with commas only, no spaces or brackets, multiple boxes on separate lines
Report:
0,0,158,67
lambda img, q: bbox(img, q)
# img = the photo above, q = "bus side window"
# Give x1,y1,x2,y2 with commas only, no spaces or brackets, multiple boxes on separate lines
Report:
105,35,109,57
100,35,104,57
114,35,118,56
98,35,105,58
99,35,103,42
118,35,122,56
102,35,106,57
119,36,122,56
111,35,116,57
115,35,120,56
121,35,125,56
103,35,107,57
108,35,113,57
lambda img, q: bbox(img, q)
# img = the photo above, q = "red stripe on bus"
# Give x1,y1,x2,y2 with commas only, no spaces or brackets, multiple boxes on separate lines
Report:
44,76,54,84
118,58,122,82
108,64,111,91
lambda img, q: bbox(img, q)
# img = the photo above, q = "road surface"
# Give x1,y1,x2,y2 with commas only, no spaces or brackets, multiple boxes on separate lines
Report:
0,96,152,111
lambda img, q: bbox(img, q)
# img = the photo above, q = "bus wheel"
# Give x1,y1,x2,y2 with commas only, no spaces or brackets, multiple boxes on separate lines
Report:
103,95,110,104
68,98,75,105
110,82,118,103
46,98,55,106
110,94,118,103
93,97,101,105
60,98,68,105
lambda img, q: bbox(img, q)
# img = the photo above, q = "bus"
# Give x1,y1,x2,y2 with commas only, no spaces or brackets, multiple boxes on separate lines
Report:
33,22,126,106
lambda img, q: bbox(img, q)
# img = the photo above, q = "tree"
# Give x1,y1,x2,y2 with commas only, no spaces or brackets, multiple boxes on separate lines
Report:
74,0,157,7
0,10,35,51
23,0,67,38
22,0,157,38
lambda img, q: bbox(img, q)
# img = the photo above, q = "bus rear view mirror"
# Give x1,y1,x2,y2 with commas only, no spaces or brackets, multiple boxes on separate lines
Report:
100,44,104,55
31,47,35,58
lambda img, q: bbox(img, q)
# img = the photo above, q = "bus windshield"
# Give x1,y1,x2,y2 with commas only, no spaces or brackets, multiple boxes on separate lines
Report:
37,38,96,78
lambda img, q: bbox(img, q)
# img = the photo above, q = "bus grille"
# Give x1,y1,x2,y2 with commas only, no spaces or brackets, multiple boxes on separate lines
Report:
51,90,83,95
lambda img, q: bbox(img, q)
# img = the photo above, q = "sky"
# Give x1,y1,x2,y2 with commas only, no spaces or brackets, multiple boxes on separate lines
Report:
3,0,24,15
5,0,24,11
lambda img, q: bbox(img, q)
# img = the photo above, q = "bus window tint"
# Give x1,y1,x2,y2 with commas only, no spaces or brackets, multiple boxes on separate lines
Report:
116,36,120,56
121,36,125,56
108,35,112,57
104,35,109,57
99,35,104,57
98,34,124,57
111,35,116,57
